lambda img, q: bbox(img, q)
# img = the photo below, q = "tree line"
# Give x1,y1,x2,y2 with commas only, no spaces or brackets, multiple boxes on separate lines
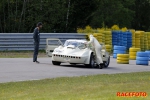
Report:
0,0,150,33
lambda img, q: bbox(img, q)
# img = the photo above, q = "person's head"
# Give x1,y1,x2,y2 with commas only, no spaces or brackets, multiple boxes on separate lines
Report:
89,34,93,38
37,22,42,29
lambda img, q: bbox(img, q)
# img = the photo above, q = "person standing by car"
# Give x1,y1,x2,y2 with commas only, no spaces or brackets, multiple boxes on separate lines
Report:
33,22,42,63
86,34,103,68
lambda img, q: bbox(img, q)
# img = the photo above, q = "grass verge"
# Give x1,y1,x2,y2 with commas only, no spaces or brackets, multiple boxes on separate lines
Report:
0,51,47,58
0,72,150,100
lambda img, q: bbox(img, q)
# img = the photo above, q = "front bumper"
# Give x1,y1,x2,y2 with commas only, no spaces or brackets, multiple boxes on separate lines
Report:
52,54,88,64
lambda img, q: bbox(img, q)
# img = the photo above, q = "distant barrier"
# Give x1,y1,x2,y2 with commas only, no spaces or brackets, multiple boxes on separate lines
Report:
0,33,87,51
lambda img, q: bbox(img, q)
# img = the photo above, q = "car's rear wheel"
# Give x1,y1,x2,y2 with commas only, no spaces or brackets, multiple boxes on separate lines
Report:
52,61,61,65
103,56,110,68
85,53,95,68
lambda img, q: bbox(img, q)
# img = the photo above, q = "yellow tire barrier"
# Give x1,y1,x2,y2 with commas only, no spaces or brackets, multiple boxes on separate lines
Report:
129,52,137,56
93,33,102,37
105,45,112,49
117,57,129,61
135,35,140,38
117,54,129,58
134,46,141,48
129,48,141,52
117,60,129,64
129,56,136,60
106,49,111,52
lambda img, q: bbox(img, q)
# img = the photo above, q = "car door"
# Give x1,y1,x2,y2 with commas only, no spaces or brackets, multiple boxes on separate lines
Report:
46,38,63,57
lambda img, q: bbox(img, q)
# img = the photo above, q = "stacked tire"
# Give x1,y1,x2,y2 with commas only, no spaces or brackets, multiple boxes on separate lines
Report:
130,30,135,47
145,51,150,61
118,31,123,46
134,31,141,48
120,31,127,47
129,47,141,60
117,54,129,64
103,31,112,45
112,31,119,46
105,45,112,54
113,45,126,58
147,32,150,50
93,33,103,43
136,52,149,65
126,31,132,49
144,32,149,50
139,31,145,51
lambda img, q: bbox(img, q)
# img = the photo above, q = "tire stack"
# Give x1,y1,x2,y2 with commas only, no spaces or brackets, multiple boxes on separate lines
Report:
144,32,149,50
136,52,149,65
118,31,123,46
121,31,127,47
139,31,145,51
147,32,150,50
130,30,135,47
117,54,129,64
145,51,150,61
113,45,126,58
134,31,141,48
127,31,132,49
145,50,150,60
103,31,112,45
93,33,103,43
112,31,119,46
129,47,141,60
105,45,112,54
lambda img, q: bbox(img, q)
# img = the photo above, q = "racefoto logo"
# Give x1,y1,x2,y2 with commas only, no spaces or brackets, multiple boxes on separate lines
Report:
117,92,147,97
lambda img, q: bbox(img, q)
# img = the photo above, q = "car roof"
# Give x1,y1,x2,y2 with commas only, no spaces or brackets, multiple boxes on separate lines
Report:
66,39,87,42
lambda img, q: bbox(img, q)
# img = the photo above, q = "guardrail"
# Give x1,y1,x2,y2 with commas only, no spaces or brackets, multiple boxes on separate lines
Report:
0,33,87,51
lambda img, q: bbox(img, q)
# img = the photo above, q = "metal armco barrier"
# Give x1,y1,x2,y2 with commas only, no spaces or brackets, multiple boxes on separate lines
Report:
0,33,87,51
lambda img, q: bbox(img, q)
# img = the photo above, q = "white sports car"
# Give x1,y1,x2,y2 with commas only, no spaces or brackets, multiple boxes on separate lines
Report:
51,39,110,68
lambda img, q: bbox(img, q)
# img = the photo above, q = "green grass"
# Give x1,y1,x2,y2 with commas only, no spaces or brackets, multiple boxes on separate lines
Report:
0,51,46,58
0,72,150,100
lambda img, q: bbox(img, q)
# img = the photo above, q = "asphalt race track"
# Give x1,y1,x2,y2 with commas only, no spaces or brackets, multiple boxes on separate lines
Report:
0,57,150,83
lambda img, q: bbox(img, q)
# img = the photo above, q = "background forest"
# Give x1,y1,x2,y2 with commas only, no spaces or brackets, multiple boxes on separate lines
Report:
0,0,150,33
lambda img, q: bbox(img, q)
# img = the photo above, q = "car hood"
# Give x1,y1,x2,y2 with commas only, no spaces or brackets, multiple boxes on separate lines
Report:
53,46,88,56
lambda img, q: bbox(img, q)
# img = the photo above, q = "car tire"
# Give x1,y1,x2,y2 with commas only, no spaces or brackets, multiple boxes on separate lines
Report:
52,61,61,65
85,53,95,68
103,56,110,68
136,60,149,65
137,52,149,57
70,63,76,65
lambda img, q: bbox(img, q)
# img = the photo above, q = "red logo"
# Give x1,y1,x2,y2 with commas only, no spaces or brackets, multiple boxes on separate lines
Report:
117,92,147,97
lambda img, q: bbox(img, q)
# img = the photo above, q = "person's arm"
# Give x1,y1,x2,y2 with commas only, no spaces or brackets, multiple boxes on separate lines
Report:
87,37,94,44
33,28,38,42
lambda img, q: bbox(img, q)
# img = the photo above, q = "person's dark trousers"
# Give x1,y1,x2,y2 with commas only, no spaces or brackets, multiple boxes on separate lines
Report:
33,42,39,62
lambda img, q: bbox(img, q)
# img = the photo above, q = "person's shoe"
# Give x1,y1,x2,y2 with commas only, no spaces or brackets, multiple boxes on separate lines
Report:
35,61,40,64
33,61,40,63
99,64,103,69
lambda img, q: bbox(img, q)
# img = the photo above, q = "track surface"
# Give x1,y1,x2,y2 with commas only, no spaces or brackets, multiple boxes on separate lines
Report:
0,57,150,83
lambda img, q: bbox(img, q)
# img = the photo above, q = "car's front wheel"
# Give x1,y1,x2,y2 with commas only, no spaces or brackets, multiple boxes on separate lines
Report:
52,61,61,65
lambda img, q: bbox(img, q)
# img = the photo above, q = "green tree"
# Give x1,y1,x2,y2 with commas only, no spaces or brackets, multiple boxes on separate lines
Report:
89,0,135,28
67,0,99,32
132,0,150,31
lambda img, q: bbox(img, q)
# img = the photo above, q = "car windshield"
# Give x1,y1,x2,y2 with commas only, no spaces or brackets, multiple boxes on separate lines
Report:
64,41,79,47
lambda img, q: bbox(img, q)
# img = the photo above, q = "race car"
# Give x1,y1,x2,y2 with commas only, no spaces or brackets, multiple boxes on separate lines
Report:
51,39,110,68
